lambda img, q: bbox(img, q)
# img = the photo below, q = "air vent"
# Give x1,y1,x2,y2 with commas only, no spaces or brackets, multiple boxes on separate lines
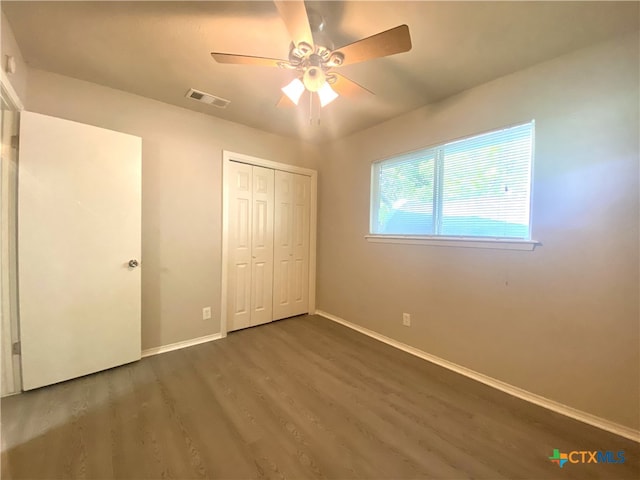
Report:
185,88,230,109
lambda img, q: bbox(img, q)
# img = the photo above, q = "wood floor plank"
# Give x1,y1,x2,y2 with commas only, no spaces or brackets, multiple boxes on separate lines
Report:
2,314,638,479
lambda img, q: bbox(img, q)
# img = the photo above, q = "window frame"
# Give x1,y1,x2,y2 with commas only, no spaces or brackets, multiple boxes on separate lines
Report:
368,121,540,251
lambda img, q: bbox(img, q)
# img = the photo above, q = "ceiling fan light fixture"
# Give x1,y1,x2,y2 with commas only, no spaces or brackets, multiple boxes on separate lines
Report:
302,66,326,92
317,82,339,107
281,77,306,105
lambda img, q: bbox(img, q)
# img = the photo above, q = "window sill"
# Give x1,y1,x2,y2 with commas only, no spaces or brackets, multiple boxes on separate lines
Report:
364,235,540,251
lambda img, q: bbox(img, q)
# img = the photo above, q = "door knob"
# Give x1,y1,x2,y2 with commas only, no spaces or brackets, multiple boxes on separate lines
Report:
128,259,139,268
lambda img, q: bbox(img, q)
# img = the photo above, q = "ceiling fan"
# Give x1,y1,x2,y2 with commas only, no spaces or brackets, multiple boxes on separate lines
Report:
210,0,412,109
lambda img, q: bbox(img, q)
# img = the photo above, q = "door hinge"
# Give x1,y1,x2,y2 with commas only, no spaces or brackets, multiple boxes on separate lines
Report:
12,341,20,355
10,135,19,149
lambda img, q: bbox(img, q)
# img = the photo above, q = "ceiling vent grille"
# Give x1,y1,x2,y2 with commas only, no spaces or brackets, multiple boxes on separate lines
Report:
185,88,230,109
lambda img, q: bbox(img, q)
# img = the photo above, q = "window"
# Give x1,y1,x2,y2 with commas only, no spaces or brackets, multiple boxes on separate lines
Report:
370,122,534,242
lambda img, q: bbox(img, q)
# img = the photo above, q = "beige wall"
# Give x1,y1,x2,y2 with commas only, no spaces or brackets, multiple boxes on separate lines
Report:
25,68,320,350
1,12,28,102
316,31,639,430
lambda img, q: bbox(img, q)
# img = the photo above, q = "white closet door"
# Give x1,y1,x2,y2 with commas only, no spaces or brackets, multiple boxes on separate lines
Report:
250,166,274,326
18,111,141,390
227,161,253,331
227,162,275,332
273,171,310,320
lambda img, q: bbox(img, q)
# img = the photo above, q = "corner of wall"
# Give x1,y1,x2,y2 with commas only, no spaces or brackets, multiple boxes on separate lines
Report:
1,10,28,104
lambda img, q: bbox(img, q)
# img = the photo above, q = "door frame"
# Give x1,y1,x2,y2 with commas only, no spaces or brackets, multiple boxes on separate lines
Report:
221,150,317,337
1,70,24,396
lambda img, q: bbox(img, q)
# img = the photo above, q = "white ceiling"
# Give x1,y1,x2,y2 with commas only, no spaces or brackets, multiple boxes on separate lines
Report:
3,1,638,142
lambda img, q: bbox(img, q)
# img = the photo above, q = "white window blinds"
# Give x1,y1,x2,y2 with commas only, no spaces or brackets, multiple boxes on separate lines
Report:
371,122,534,239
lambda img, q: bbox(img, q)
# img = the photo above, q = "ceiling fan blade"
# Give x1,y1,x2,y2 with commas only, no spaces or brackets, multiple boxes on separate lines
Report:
211,52,287,68
334,24,412,66
276,94,297,108
331,73,374,98
274,0,314,49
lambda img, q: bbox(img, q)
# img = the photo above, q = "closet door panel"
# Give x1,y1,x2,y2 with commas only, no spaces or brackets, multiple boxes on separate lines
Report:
290,174,310,315
273,171,310,320
227,162,253,331
273,171,293,320
250,166,274,326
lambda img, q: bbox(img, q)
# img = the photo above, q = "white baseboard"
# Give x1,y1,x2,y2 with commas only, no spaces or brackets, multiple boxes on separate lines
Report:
315,310,640,443
141,332,222,358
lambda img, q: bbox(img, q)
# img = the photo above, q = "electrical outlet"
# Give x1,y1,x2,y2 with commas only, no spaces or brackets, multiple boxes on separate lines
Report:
202,306,212,320
402,313,411,326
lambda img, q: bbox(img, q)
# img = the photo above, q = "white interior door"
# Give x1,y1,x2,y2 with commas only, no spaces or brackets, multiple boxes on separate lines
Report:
19,111,141,390
273,171,310,320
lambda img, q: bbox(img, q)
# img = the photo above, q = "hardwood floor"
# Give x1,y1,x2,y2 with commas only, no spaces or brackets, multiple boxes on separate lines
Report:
2,314,638,479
